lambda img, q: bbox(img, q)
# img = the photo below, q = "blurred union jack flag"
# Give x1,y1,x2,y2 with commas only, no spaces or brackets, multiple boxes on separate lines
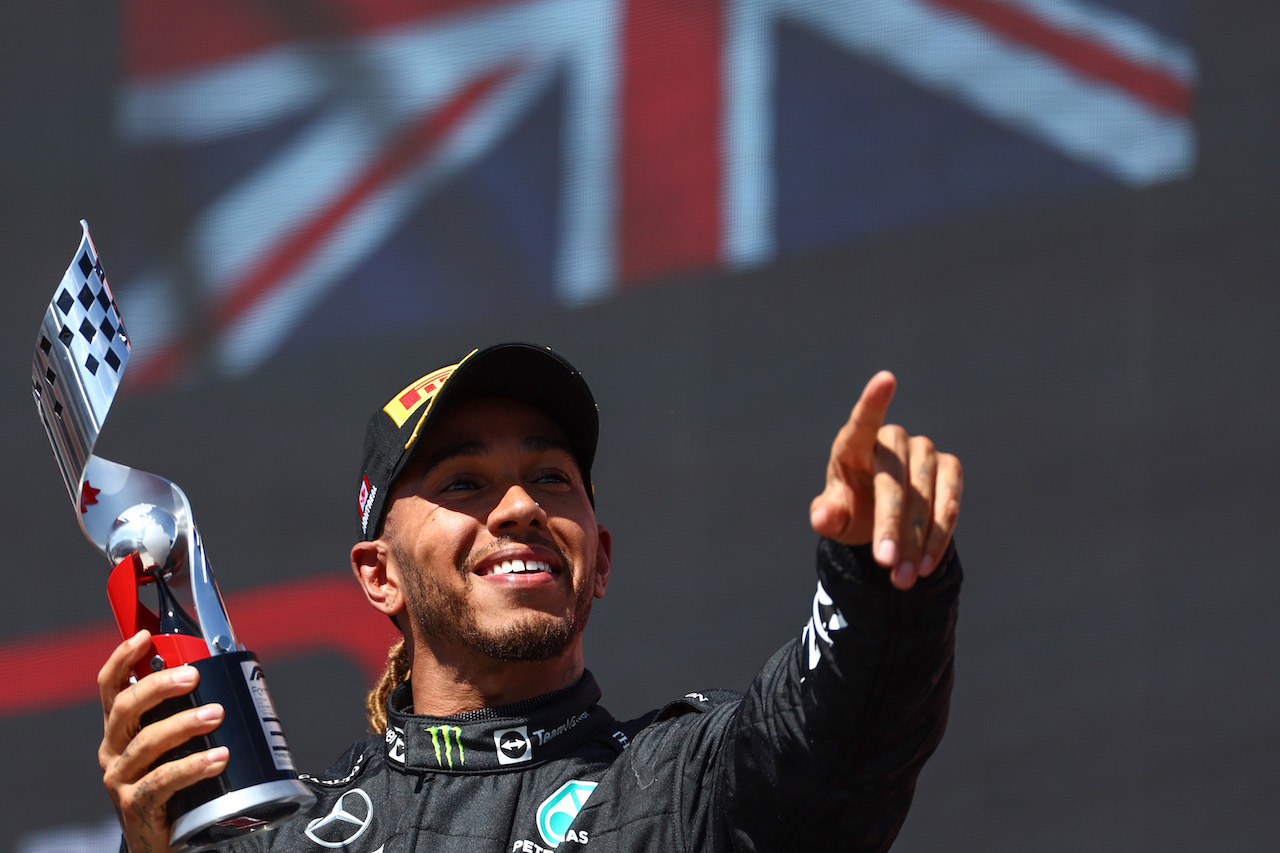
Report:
115,0,1195,385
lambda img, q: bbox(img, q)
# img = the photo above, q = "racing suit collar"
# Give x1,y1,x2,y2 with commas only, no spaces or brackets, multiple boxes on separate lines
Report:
383,671,614,773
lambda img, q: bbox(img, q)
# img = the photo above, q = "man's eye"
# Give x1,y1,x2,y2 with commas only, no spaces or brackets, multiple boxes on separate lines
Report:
441,477,481,492
534,470,572,486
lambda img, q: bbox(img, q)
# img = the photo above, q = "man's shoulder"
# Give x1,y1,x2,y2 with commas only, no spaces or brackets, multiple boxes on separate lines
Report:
612,688,744,759
298,731,387,789
616,687,743,732
576,688,745,830
652,688,743,722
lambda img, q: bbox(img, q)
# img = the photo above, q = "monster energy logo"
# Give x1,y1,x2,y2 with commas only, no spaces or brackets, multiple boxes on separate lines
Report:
424,726,465,768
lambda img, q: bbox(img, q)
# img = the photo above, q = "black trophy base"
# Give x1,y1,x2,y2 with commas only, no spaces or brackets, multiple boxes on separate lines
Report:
141,651,315,852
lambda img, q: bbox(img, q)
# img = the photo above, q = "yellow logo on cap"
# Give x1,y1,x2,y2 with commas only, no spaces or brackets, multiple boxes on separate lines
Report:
383,365,457,428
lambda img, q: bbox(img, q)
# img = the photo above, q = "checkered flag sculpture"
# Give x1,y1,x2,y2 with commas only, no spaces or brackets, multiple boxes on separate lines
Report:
32,222,314,852
33,224,129,504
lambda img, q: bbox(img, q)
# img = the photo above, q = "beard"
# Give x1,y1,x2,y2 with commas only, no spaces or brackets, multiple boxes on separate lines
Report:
392,537,597,662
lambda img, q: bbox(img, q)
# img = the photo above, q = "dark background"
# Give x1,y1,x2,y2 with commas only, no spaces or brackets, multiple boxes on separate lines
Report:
3,2,1278,850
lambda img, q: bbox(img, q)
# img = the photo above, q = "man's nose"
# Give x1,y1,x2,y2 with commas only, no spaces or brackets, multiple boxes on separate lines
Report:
488,483,548,533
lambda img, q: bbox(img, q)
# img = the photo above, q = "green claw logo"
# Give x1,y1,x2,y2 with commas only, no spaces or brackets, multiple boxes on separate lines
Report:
424,725,465,768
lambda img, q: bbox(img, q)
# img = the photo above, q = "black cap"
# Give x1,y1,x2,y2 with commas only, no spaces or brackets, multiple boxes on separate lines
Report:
357,343,598,540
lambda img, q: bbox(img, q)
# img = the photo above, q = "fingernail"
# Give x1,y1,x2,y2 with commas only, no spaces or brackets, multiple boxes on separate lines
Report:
172,667,197,684
918,555,936,577
893,563,916,588
875,539,897,566
196,703,224,722
206,746,229,767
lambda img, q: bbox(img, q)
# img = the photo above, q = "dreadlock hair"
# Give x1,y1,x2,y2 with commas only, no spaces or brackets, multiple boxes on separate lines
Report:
366,636,411,733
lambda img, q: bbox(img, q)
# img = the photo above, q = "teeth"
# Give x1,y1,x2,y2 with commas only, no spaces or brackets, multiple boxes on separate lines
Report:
490,559,551,576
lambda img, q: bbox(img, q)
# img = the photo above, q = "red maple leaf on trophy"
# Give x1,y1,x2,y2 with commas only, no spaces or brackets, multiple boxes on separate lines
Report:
80,481,100,515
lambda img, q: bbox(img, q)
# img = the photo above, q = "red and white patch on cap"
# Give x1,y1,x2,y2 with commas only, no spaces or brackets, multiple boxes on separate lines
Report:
358,475,378,534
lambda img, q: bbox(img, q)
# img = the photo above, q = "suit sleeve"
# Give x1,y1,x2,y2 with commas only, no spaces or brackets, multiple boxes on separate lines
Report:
722,538,961,852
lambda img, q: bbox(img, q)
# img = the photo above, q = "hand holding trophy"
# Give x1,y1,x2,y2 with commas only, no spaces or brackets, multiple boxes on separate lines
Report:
31,222,314,852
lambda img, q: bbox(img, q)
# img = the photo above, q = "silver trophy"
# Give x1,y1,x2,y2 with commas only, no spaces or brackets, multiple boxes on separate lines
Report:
31,222,314,852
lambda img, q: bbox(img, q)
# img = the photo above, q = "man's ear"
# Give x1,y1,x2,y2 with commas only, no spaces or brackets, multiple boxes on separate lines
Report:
351,539,405,620
592,526,612,599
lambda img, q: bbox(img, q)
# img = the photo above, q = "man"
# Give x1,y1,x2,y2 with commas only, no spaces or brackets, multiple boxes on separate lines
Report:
98,342,963,852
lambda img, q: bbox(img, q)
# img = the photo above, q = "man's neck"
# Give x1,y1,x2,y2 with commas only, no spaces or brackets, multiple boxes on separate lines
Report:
407,642,586,716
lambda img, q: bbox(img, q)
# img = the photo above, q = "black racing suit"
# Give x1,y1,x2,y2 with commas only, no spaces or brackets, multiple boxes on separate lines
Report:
233,539,960,853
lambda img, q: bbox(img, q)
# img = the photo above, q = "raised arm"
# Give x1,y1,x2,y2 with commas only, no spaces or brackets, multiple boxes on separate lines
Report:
727,372,964,851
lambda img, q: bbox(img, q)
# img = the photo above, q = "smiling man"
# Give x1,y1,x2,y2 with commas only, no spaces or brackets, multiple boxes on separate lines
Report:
356,391,611,714
98,342,963,853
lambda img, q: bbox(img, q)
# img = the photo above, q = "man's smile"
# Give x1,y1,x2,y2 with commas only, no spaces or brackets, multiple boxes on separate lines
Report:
469,540,566,585
478,558,554,577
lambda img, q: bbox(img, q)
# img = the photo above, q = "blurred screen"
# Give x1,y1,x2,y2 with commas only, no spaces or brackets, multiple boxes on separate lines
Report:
3,1,1277,850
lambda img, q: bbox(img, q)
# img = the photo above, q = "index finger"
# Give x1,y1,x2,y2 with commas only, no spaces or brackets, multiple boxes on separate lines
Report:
832,371,898,470
98,630,152,717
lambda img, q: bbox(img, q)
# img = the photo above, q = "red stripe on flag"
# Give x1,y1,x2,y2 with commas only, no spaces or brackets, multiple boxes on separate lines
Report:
126,0,282,77
127,0,516,77
213,63,518,332
925,0,1192,116
0,576,398,718
619,0,725,285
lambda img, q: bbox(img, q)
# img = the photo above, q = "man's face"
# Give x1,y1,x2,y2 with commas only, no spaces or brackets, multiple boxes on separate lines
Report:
381,397,609,662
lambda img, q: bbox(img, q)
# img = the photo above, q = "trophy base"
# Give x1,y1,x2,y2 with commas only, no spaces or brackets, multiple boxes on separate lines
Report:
143,651,316,851
170,778,314,853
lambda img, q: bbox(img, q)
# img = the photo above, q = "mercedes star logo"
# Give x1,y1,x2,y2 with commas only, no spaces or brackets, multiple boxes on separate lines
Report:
304,788,374,848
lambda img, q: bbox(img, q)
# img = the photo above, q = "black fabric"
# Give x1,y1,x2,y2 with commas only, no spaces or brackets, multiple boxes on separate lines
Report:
226,540,960,853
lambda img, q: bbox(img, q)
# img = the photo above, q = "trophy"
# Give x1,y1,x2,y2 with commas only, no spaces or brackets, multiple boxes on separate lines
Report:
31,222,314,851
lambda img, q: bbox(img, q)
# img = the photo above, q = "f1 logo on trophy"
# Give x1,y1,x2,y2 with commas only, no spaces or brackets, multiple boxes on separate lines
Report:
31,222,315,852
